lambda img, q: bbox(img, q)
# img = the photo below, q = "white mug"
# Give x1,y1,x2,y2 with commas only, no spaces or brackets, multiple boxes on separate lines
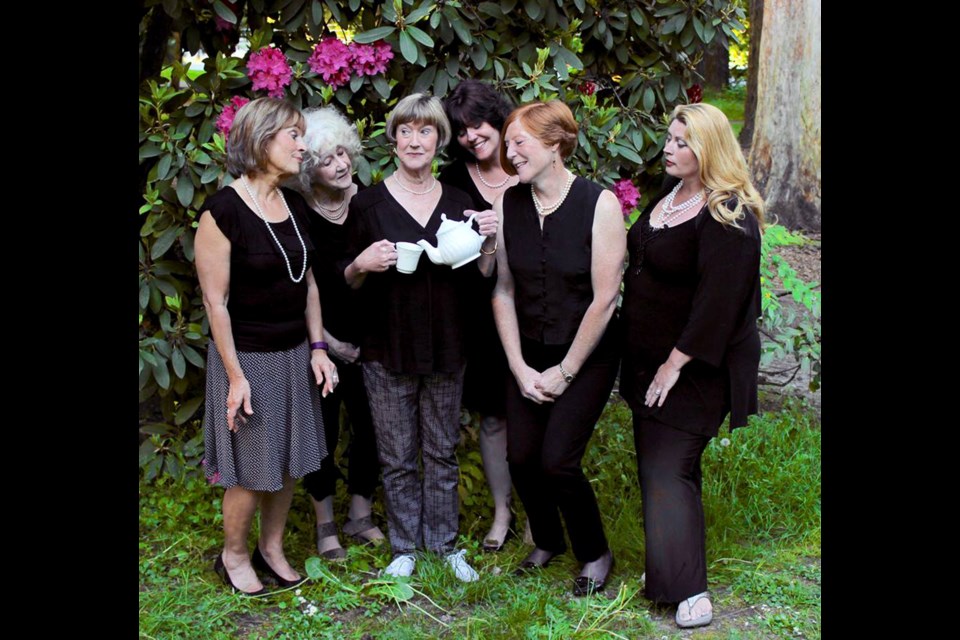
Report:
395,241,424,274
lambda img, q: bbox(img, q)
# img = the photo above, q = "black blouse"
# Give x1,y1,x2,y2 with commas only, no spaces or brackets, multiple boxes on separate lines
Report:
202,187,315,352
502,177,603,345
620,177,762,434
306,184,365,346
344,181,478,375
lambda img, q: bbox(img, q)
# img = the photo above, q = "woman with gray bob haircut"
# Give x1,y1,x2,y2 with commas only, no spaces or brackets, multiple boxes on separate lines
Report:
342,93,499,582
291,106,388,561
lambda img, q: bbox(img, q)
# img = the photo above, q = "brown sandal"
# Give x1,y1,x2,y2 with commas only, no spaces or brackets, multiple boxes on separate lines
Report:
315,521,347,561
342,516,385,547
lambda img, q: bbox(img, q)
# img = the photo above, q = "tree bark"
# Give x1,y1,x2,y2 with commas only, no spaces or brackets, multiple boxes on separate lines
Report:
747,0,821,232
739,0,763,147
697,39,729,91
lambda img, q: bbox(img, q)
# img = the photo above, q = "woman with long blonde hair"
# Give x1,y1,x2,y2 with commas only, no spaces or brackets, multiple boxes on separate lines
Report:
619,102,765,628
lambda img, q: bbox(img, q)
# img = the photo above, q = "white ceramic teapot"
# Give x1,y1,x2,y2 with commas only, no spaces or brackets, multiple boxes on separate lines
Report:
416,213,484,268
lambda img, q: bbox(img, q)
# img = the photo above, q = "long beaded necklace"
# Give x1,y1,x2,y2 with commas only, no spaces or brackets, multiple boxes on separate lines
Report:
532,170,575,216
241,176,307,283
311,191,348,221
655,180,704,227
393,172,438,196
474,161,510,189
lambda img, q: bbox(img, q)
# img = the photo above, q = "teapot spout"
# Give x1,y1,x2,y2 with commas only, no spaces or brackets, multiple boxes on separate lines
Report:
416,239,443,264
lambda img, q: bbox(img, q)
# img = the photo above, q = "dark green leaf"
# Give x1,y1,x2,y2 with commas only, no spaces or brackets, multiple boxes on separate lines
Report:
176,174,195,207
554,46,583,70
501,0,518,12
613,144,643,164
139,439,157,467
181,344,206,368
494,59,505,80
350,74,364,93
406,25,435,48
412,64,437,94
523,0,542,21
151,226,181,261
680,23,695,47
693,15,704,40
140,423,170,436
653,4,683,17
664,75,680,102
140,348,158,367
139,283,151,309
642,87,655,112
349,0,360,11
430,10,441,28
311,0,323,25
144,455,162,482
630,7,644,26
174,396,204,425
703,23,716,44
353,26,397,44
155,278,178,298
435,70,449,97
153,359,171,390
451,18,473,45
479,2,502,17
371,75,391,99
213,0,237,23
574,0,586,12
182,229,195,262
157,154,173,180
407,2,433,23
399,31,419,64
324,0,342,22
469,46,488,71
140,144,162,162
446,57,459,78
166,455,183,480
201,164,221,184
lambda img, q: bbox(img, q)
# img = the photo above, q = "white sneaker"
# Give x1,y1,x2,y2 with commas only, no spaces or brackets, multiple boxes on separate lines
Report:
445,549,479,582
383,553,416,578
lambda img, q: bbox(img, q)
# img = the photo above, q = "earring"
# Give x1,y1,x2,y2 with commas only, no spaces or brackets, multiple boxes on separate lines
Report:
552,150,556,167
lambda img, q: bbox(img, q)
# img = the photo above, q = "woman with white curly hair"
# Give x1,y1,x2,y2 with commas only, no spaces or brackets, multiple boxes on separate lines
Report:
292,106,388,561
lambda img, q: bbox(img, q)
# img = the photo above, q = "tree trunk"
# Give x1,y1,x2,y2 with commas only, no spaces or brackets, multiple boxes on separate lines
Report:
747,0,821,232
739,0,763,147
697,39,729,91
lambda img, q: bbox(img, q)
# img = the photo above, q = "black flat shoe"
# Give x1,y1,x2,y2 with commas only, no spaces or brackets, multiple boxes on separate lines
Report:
252,547,308,588
482,514,517,553
213,554,269,597
572,550,614,597
513,547,565,576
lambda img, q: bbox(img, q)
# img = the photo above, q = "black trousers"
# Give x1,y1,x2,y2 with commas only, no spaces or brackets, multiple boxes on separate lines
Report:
303,354,381,501
506,323,620,563
633,414,711,603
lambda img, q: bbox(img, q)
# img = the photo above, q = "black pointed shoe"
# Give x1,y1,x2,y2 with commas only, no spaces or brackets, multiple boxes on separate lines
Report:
251,547,308,588
213,554,269,597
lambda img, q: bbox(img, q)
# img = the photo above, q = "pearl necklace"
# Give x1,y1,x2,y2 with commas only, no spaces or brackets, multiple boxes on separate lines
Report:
655,180,704,227
241,177,307,283
393,172,438,196
531,171,575,216
474,161,510,189
311,191,348,221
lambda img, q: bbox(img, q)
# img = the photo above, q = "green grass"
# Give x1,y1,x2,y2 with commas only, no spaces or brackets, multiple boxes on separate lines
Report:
703,85,747,138
140,396,820,638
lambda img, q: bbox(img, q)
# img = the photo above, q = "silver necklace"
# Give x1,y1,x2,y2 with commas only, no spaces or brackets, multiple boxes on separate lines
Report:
531,171,575,216
474,161,510,189
393,172,438,196
311,191,348,221
241,176,307,283
656,180,704,227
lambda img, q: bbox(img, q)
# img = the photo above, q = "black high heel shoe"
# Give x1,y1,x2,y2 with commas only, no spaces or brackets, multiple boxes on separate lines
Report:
513,546,565,576
482,513,517,553
213,554,269,597
572,549,614,597
252,547,308,588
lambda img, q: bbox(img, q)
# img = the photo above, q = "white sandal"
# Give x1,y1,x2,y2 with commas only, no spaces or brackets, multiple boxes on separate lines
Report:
676,591,713,628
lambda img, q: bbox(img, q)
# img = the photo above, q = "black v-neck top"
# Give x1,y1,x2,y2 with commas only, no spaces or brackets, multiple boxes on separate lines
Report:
344,180,478,374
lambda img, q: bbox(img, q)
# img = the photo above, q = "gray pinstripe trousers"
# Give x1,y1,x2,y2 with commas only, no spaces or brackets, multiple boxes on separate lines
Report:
363,360,465,555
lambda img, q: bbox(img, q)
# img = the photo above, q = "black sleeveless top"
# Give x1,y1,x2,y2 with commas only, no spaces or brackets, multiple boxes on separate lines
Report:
502,176,603,345
202,187,315,352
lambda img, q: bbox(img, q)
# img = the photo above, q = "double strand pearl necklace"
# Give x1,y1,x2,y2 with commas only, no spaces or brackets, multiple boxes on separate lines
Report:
474,161,510,189
241,177,307,283
532,170,575,216
655,180,704,227
311,190,348,221
393,172,438,196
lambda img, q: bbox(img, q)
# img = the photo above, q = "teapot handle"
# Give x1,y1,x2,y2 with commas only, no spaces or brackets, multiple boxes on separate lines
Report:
466,211,479,229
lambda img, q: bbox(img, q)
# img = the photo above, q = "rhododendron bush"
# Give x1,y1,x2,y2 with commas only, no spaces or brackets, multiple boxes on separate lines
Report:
138,0,745,480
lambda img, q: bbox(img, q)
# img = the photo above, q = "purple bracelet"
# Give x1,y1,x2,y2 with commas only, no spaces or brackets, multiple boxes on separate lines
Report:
310,341,329,351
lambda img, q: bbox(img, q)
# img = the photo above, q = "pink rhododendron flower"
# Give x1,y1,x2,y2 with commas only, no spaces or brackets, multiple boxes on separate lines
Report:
308,37,354,89
580,81,596,96
686,83,703,103
215,96,251,137
613,178,641,218
247,47,292,99
207,470,222,485
354,40,394,76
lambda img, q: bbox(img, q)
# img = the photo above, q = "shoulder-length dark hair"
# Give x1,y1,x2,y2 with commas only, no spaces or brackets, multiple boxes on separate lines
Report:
443,80,515,161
